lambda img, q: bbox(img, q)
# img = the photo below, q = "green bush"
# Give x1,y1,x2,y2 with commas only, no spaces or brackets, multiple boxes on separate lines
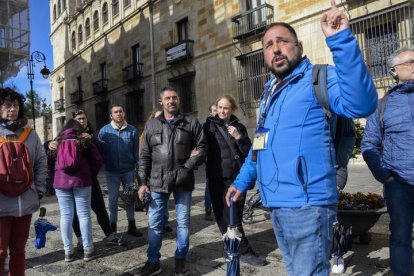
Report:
352,120,364,158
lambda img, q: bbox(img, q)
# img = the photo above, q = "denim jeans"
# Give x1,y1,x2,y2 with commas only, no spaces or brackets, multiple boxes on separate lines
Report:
384,179,414,276
56,186,93,253
105,170,135,222
147,191,192,262
204,179,212,212
270,205,337,276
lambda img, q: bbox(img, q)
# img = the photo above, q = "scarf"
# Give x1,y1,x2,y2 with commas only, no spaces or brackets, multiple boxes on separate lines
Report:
0,117,28,131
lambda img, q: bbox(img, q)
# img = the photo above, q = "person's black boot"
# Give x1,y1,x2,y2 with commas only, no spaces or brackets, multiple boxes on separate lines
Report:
110,222,117,233
174,258,188,276
128,220,143,237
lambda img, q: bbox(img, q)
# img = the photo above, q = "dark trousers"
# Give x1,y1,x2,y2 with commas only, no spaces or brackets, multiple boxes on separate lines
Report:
384,179,414,276
73,180,112,237
209,178,249,253
0,214,32,276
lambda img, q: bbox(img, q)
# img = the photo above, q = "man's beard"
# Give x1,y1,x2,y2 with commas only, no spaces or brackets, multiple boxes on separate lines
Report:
269,52,303,80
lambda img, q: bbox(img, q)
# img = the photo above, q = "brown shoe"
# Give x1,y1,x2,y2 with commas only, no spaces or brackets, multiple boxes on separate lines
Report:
204,210,214,221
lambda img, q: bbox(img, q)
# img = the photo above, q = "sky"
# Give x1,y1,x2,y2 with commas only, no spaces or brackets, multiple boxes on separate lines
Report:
4,0,53,104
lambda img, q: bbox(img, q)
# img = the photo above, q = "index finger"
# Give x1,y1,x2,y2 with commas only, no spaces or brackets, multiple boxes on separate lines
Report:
330,0,337,8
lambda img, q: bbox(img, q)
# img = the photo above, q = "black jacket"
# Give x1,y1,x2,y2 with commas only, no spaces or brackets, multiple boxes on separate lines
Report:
138,112,207,193
203,115,251,180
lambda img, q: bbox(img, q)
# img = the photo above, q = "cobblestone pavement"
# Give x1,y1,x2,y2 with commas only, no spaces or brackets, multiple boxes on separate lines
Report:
20,162,413,275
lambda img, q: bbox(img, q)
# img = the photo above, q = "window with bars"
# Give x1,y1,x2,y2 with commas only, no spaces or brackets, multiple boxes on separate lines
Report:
350,2,414,89
125,91,145,125
169,74,196,114
236,49,270,114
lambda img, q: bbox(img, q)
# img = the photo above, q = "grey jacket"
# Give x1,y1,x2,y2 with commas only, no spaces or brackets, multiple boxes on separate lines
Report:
0,126,48,217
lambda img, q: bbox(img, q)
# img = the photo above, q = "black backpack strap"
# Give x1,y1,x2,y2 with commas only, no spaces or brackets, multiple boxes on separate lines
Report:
313,64,334,137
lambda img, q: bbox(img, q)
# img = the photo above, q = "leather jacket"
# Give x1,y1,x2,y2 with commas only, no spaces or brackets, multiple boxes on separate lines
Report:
138,112,207,193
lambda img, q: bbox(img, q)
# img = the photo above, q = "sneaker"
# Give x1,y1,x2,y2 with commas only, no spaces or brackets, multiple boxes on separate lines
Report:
174,258,188,276
104,233,123,246
134,261,162,276
331,256,345,274
83,248,95,262
163,224,173,233
65,250,74,262
240,247,267,267
76,241,84,252
204,210,214,221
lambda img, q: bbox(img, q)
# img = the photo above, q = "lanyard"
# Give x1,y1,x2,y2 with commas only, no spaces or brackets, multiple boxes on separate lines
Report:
258,77,292,128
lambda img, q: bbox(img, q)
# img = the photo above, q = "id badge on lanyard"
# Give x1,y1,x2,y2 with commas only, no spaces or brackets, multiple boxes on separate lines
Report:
252,128,270,151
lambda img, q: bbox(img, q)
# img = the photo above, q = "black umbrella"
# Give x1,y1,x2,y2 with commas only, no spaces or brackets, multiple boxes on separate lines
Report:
223,194,241,276
34,207,57,249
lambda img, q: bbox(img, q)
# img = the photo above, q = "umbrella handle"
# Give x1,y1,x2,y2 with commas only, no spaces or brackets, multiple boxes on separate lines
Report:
230,193,235,227
39,207,46,218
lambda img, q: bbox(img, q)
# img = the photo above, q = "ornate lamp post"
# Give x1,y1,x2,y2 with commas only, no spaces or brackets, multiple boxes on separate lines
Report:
27,51,50,130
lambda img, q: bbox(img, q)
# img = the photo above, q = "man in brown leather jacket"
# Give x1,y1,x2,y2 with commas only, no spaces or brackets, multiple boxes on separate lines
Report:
137,87,207,276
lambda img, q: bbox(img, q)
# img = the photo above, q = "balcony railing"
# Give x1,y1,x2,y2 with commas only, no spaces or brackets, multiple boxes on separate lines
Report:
54,99,65,111
93,78,108,95
70,90,84,104
165,39,194,65
122,62,143,82
231,3,274,40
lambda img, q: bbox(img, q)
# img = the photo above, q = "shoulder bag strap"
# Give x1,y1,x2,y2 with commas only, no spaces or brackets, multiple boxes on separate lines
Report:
214,123,242,167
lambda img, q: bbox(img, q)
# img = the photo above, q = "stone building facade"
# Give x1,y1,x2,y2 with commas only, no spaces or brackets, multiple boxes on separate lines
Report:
49,0,413,137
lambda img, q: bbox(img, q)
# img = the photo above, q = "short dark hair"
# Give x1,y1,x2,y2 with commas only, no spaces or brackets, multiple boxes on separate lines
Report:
0,87,26,120
110,104,124,113
262,22,299,44
160,87,178,98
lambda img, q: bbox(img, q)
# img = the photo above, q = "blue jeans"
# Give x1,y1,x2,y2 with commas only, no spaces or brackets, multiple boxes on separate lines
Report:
270,205,337,276
204,179,212,212
384,179,414,276
55,186,93,253
147,191,192,262
105,170,135,222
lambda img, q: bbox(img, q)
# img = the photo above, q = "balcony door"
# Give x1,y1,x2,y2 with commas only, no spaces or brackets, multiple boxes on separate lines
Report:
246,0,266,27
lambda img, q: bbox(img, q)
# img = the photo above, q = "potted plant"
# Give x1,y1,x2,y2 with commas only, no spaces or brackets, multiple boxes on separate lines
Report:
337,191,387,244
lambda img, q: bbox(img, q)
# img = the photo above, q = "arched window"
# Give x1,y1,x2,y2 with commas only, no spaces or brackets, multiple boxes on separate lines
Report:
93,11,99,32
58,0,61,14
71,31,76,51
102,3,108,25
112,0,119,17
85,18,91,38
78,25,83,46
53,4,57,21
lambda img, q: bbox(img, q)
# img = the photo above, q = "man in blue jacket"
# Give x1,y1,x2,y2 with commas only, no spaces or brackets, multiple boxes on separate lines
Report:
362,47,414,276
225,1,377,275
98,104,142,237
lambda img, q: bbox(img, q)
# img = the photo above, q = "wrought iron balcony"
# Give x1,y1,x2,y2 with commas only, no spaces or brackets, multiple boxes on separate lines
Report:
231,3,274,40
93,78,108,95
70,90,83,104
165,39,194,65
54,99,65,111
122,62,143,82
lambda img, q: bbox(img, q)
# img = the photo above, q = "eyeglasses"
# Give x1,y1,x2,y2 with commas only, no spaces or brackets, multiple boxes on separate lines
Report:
393,60,414,68
1,102,19,109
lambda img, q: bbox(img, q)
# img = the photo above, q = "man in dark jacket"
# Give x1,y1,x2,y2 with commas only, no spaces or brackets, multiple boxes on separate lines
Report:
137,87,207,276
362,46,414,276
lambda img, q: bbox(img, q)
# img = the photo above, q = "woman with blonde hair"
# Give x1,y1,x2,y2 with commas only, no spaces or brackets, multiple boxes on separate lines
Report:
203,95,266,266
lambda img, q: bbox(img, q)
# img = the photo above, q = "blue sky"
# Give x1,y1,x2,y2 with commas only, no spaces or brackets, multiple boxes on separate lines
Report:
4,0,53,104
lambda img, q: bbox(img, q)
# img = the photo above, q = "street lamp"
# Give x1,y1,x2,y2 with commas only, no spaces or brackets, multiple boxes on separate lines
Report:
27,51,50,130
